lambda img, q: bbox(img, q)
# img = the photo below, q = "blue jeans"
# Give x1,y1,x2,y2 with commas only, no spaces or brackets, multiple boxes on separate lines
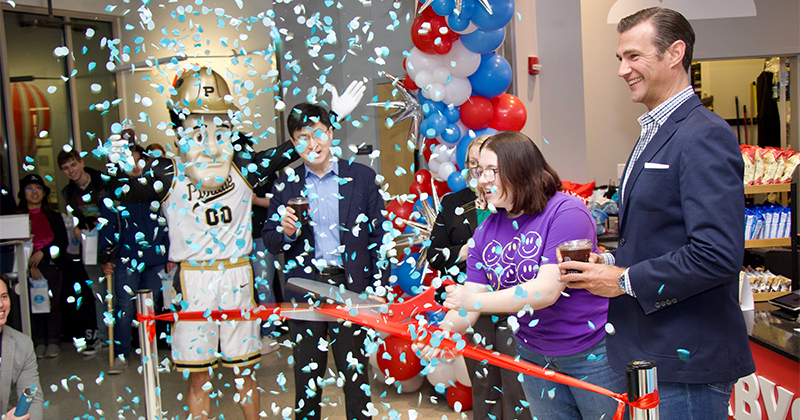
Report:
250,238,276,337
515,337,626,420
113,263,164,358
656,380,735,419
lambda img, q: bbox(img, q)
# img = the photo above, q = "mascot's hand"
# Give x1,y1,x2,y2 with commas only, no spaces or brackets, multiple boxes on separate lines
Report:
329,80,366,121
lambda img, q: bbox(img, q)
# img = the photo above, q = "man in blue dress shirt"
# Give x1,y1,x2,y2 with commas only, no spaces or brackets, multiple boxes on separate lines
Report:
263,102,388,420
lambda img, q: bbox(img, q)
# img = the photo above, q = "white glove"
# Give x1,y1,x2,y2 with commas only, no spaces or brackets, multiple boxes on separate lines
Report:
107,134,134,172
329,80,366,120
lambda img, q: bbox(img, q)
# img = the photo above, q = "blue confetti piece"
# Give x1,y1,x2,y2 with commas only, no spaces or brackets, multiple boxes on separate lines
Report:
657,284,665,295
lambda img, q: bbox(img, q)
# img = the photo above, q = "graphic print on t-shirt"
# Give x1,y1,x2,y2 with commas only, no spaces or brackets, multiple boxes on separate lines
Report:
482,230,543,288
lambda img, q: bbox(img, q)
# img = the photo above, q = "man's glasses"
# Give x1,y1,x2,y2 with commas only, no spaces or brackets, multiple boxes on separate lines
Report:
475,167,499,182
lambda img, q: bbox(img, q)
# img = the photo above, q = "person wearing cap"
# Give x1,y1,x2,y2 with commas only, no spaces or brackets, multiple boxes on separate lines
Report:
103,66,369,420
16,174,68,359
56,149,110,355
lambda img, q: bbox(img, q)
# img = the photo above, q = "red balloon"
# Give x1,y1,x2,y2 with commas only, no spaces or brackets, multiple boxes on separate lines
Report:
421,137,440,163
415,169,432,186
459,96,493,130
377,336,423,381
446,382,473,411
423,270,437,287
433,179,451,197
409,180,433,197
386,198,415,231
489,94,528,131
402,57,407,71
402,73,418,91
410,8,438,54
432,36,453,55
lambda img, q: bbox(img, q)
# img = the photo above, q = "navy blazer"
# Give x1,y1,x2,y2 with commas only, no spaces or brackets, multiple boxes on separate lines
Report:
609,95,755,384
263,160,388,302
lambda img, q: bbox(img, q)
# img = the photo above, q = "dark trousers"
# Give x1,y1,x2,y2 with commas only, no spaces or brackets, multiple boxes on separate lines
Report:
287,274,371,420
31,262,63,346
464,315,532,420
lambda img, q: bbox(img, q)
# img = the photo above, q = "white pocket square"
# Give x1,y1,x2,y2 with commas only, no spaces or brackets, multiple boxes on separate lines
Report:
644,162,669,169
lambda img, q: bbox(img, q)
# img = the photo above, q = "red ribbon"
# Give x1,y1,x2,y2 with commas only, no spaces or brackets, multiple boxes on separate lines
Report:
134,290,659,418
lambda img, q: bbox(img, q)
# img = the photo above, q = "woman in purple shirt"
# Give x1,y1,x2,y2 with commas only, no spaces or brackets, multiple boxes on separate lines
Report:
418,131,624,420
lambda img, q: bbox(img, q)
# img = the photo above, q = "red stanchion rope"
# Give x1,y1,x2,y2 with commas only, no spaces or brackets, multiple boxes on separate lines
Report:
136,302,658,419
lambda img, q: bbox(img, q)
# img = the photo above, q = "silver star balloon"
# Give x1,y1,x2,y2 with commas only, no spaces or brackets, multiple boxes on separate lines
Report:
478,0,494,15
417,0,435,16
366,72,423,150
391,178,443,271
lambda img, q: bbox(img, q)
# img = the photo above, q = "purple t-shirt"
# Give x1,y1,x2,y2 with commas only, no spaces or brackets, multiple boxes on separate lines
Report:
466,192,608,356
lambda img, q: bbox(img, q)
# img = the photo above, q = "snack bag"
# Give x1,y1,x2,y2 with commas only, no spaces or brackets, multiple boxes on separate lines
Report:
760,147,780,185
752,148,767,185
741,145,756,185
778,151,800,183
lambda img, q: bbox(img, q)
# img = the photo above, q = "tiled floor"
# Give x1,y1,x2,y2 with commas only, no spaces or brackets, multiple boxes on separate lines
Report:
38,340,473,420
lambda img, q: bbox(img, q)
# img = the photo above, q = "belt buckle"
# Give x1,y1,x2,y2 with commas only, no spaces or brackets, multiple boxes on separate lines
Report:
317,266,343,276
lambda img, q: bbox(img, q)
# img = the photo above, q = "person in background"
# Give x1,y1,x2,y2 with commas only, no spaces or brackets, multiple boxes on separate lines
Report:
145,143,166,159
57,150,109,355
232,136,281,356
427,135,530,420
99,146,170,374
263,101,387,420
0,274,45,420
560,8,755,419
16,174,67,359
417,131,624,420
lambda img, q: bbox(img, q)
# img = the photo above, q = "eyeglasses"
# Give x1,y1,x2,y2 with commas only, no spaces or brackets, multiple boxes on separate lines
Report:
475,167,499,182
24,185,43,193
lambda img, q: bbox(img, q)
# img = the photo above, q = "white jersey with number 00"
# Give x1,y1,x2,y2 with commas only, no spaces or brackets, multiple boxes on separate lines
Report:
162,167,253,262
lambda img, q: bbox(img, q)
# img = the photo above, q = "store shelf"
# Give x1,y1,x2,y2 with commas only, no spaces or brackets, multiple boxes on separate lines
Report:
745,238,792,248
744,184,791,194
753,290,792,302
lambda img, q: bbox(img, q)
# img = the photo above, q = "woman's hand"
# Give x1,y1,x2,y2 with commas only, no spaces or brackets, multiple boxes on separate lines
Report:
28,250,43,268
411,339,456,362
29,266,42,280
442,284,477,311
102,262,116,277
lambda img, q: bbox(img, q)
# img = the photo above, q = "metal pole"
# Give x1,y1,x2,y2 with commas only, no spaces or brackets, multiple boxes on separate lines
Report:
136,289,162,420
108,272,114,366
626,360,659,420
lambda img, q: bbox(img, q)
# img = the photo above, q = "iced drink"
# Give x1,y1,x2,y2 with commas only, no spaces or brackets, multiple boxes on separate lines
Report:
558,239,592,274
288,197,310,225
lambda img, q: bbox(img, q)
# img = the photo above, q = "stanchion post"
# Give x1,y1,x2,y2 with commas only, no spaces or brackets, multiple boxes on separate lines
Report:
626,360,659,420
136,289,162,420
108,272,114,367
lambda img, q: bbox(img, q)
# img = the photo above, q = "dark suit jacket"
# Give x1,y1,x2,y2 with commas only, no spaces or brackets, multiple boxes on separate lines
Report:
610,94,755,383
263,161,388,301
0,327,44,419
427,187,478,275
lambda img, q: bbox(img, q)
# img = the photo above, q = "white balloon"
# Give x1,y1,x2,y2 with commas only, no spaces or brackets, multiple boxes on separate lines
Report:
397,374,425,393
425,360,457,388
433,67,452,85
443,39,481,78
427,156,443,173
415,71,434,91
443,76,472,107
406,47,445,81
453,21,478,35
428,83,446,102
453,356,472,387
439,162,457,180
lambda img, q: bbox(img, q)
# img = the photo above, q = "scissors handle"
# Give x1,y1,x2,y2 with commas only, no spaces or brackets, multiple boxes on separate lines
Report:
385,278,455,322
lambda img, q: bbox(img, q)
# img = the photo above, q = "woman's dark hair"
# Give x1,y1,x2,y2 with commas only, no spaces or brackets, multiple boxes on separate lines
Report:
617,7,695,72
481,131,561,215
286,103,333,140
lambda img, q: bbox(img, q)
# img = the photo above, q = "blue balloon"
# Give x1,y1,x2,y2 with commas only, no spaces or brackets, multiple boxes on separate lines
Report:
422,100,445,117
461,26,506,54
471,0,514,31
443,105,460,124
447,170,467,192
446,13,471,32
458,0,477,19
441,123,461,144
427,113,448,137
456,127,498,167
427,310,447,326
420,118,434,139
431,0,455,16
468,54,512,99
395,252,424,296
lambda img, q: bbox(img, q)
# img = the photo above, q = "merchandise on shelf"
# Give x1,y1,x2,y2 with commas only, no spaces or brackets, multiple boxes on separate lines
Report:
741,266,792,294
745,203,791,240
741,145,800,185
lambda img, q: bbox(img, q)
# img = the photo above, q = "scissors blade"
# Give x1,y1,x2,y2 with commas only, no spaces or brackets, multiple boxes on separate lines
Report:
287,277,373,305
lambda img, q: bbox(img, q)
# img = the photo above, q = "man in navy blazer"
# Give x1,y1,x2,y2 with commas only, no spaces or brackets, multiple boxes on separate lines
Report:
263,102,388,420
561,8,754,419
